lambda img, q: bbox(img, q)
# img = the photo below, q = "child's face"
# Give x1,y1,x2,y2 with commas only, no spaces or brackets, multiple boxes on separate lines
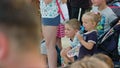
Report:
65,24,77,39
91,0,103,6
82,17,95,31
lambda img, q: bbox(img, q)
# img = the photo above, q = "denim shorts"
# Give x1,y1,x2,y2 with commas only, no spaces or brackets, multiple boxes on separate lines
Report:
42,15,60,26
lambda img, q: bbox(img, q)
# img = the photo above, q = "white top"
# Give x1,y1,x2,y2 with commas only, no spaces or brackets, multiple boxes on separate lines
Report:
40,0,59,18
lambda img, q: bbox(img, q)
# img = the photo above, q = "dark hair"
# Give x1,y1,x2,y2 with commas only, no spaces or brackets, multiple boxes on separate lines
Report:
0,0,40,50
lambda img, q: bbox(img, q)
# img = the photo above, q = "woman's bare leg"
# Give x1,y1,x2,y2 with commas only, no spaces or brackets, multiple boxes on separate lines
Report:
42,25,58,68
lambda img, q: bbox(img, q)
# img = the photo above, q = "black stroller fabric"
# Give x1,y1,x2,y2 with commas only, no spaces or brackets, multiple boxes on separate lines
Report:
97,19,120,61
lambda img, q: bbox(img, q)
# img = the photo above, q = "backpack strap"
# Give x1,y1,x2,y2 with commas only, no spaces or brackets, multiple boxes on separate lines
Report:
56,0,65,21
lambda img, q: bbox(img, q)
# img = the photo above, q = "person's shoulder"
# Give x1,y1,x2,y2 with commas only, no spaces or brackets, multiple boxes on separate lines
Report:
89,30,97,37
102,6,114,13
101,6,116,16
102,6,118,20
84,30,97,35
103,6,112,11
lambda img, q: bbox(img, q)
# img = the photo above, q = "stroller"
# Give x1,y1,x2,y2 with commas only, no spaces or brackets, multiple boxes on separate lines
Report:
107,0,120,18
97,18,120,68
107,0,120,6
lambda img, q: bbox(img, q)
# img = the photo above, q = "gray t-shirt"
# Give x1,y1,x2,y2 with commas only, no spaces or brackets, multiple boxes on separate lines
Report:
92,6,118,37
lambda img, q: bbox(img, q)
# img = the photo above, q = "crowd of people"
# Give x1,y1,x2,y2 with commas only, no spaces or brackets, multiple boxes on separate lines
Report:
40,0,120,68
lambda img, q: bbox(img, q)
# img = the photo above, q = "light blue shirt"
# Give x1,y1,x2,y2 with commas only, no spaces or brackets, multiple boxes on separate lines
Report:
70,31,83,48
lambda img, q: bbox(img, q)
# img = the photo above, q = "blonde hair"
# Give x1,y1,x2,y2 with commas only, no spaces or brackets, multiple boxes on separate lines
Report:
66,19,81,30
82,12,101,24
70,56,109,68
92,53,114,68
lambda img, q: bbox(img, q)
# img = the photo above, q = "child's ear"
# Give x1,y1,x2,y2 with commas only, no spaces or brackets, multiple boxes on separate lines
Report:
93,22,97,27
0,32,8,60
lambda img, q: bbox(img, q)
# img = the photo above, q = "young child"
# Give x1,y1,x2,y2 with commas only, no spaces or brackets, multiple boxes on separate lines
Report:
91,0,118,37
76,12,101,59
60,19,81,65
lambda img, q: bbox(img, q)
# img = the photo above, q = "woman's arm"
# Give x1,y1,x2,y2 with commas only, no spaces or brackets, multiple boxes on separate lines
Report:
61,0,67,3
44,0,52,4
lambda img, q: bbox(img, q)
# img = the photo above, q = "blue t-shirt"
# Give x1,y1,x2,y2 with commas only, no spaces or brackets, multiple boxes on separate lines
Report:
78,30,97,59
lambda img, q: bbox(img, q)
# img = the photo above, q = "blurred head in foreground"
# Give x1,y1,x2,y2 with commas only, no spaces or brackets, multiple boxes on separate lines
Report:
0,0,42,68
92,53,114,68
70,56,109,68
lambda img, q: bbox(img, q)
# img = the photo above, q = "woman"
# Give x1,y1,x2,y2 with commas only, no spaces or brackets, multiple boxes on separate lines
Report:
40,0,66,68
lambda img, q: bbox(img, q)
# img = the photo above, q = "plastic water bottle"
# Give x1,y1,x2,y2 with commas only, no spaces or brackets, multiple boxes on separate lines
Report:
80,26,84,34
